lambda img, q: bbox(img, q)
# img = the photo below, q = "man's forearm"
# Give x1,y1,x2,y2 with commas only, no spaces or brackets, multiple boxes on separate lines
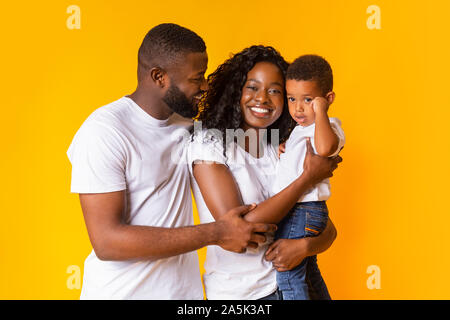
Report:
94,222,219,261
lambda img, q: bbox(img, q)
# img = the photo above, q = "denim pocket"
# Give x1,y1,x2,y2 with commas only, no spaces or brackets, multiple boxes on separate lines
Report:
305,208,328,237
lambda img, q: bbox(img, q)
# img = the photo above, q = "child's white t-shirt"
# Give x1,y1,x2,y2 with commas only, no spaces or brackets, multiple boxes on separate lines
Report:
273,117,345,202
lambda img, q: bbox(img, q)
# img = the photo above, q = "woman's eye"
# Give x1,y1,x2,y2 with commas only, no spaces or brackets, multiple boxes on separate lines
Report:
246,86,257,91
268,89,281,95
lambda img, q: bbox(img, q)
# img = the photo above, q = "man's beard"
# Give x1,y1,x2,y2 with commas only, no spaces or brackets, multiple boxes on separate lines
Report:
162,83,199,118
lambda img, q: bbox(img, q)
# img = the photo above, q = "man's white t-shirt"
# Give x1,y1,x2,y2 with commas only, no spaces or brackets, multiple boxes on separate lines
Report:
67,96,203,300
273,117,345,202
187,130,278,300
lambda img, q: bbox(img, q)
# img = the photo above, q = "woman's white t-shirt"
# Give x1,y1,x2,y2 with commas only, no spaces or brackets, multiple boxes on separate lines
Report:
187,130,278,300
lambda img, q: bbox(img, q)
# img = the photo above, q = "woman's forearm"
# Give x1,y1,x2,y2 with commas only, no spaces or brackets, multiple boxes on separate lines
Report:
264,218,338,271
305,218,337,256
243,173,313,224
193,146,339,226
244,139,340,224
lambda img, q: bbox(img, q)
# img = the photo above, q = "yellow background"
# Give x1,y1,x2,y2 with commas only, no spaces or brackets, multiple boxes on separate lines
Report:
1,0,449,299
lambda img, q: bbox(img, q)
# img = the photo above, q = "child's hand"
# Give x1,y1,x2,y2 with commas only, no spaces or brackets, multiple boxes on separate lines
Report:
311,97,329,114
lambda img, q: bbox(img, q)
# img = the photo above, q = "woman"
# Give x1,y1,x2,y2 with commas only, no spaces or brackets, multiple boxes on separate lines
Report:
187,45,340,300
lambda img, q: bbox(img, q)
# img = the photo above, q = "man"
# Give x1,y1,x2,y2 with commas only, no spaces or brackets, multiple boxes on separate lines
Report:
67,23,277,299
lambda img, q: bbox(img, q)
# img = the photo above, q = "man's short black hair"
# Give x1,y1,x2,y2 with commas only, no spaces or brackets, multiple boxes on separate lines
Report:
137,23,206,81
286,54,333,95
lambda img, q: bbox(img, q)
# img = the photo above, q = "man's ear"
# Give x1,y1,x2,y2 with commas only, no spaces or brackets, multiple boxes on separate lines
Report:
325,91,335,105
150,67,167,88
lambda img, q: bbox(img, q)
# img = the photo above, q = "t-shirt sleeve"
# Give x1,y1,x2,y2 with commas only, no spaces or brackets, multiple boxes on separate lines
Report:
187,131,227,174
329,117,346,158
67,121,127,193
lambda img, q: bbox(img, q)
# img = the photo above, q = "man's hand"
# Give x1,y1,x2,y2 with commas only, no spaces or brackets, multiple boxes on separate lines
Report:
303,138,342,186
215,204,277,253
265,238,308,272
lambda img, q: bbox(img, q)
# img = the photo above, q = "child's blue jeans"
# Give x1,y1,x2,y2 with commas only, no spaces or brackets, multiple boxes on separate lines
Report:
274,201,331,300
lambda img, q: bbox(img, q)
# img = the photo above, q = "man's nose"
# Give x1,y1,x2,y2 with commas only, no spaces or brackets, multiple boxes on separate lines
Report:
200,78,208,91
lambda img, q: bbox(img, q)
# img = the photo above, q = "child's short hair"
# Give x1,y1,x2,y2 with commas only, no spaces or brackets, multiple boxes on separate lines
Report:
286,54,333,95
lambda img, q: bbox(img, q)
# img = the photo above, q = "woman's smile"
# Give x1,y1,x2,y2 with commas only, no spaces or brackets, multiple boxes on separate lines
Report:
248,105,274,118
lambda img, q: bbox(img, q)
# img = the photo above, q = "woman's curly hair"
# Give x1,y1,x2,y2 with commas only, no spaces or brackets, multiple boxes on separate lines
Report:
197,45,295,153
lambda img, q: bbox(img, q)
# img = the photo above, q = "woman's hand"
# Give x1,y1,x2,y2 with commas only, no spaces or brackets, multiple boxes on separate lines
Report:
303,138,342,186
264,238,309,272
265,219,337,271
278,142,286,158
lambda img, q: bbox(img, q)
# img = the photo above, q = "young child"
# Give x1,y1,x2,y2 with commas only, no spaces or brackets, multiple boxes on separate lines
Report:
272,54,345,300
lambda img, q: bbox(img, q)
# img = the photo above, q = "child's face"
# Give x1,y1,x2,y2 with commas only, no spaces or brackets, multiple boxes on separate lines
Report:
286,79,323,127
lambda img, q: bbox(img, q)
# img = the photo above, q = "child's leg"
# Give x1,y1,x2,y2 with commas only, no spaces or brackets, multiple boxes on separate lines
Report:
275,204,310,300
302,201,331,300
306,255,331,300
277,257,309,300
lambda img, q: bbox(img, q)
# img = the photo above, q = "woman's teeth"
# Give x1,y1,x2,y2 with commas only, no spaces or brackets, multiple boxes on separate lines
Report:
250,107,270,113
